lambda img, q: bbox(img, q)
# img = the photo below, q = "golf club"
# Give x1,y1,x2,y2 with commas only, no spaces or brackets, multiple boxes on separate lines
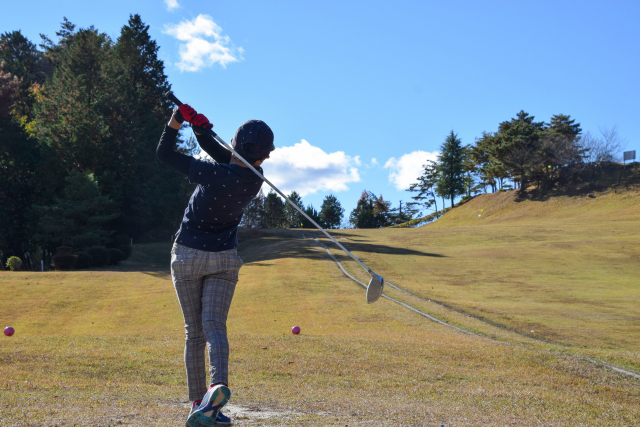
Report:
165,90,384,303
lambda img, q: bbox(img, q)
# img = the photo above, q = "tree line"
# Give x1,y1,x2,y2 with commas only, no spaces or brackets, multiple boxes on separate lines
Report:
404,112,629,224
0,15,190,260
1,16,630,264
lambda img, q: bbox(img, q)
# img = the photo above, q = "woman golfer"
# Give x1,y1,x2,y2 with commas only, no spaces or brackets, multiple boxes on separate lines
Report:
157,104,274,426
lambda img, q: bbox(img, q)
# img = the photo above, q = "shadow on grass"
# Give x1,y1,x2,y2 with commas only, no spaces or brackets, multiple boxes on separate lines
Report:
87,229,446,272
239,228,446,264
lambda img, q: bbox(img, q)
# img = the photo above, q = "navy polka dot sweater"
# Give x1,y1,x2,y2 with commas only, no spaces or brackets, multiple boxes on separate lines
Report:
158,125,263,252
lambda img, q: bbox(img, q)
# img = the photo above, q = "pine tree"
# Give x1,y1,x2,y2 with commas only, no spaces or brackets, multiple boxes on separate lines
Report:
436,131,466,207
301,204,321,228
349,190,387,228
33,170,118,249
284,191,304,228
263,191,286,228
319,194,344,229
241,190,265,228
493,111,545,191
407,159,439,217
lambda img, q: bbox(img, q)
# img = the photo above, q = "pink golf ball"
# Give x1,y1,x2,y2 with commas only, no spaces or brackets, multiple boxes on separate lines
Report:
291,326,301,335
4,326,15,337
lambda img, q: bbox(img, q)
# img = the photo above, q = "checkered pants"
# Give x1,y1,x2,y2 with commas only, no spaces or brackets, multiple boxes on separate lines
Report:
170,243,243,401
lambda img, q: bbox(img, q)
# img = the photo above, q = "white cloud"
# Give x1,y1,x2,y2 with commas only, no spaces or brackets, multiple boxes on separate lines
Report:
384,150,439,190
370,158,378,166
164,0,179,11
163,15,243,72
261,139,361,197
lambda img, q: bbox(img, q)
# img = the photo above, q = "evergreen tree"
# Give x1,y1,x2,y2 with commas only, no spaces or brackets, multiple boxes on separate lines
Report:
461,144,477,198
436,131,466,207
34,25,113,173
0,32,56,254
241,189,265,228
284,191,304,228
33,170,118,248
0,30,50,120
349,190,388,228
387,200,414,225
319,194,344,229
263,191,286,228
548,114,582,140
34,16,184,242
493,111,545,191
301,204,321,228
107,14,183,240
470,132,509,192
407,159,439,217
535,114,585,190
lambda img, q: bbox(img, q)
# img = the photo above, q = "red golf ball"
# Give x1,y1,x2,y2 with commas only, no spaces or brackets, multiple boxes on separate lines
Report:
4,326,15,337
291,326,300,335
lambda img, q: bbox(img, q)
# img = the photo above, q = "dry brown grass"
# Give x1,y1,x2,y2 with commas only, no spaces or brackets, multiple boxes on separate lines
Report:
1,190,640,426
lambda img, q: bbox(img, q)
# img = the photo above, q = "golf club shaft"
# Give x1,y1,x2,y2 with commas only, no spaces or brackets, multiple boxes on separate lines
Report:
165,91,376,277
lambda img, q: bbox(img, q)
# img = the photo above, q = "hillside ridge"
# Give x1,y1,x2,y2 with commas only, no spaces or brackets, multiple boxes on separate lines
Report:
435,189,640,226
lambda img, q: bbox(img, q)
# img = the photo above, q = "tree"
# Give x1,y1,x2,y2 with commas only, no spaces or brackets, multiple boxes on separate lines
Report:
349,190,388,228
263,191,286,228
0,32,56,254
580,126,627,164
407,159,439,217
493,111,545,191
34,16,185,242
319,194,344,229
0,30,50,120
241,189,265,228
471,132,509,193
387,200,414,225
301,204,321,228
33,170,118,248
436,131,466,207
284,191,304,228
535,114,584,190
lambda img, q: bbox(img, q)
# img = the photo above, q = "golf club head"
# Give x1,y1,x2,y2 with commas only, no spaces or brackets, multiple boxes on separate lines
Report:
366,274,384,304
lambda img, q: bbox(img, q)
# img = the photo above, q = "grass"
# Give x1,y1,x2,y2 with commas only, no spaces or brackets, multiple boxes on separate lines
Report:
1,189,640,426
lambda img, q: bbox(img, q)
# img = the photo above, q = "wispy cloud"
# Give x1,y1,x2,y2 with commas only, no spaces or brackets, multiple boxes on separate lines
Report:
384,151,439,191
261,140,361,197
164,0,180,11
163,14,243,72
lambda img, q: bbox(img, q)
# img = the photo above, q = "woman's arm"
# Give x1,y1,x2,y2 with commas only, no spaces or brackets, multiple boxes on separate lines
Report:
156,112,191,175
195,131,232,164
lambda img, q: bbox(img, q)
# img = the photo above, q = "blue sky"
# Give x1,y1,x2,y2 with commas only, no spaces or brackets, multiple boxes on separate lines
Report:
3,0,639,222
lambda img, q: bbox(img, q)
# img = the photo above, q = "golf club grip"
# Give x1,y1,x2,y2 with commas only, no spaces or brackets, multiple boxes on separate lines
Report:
164,91,183,106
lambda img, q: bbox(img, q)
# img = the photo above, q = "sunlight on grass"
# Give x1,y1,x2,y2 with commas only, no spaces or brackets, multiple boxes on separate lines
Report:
1,190,640,426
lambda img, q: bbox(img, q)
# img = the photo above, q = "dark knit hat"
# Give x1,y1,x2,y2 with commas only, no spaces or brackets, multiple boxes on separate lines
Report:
231,120,275,162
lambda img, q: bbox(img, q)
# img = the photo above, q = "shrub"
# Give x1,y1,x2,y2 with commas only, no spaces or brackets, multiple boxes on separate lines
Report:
74,252,93,269
52,254,78,270
111,234,131,247
88,246,110,267
6,256,22,271
56,246,73,256
118,245,133,259
108,248,126,265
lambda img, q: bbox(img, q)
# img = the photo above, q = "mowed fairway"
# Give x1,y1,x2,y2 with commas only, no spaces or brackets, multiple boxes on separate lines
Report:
1,191,640,426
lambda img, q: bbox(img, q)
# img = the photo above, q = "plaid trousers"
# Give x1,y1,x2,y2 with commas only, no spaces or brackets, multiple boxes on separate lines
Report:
170,243,243,401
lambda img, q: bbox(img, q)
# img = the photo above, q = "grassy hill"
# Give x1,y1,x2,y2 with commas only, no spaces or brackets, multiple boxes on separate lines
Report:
1,190,639,426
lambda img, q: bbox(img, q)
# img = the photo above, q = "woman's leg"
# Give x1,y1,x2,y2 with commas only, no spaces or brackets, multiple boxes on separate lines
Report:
201,249,242,386
171,244,208,401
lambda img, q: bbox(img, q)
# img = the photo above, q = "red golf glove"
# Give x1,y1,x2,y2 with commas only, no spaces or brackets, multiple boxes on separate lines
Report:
192,113,213,130
176,104,197,123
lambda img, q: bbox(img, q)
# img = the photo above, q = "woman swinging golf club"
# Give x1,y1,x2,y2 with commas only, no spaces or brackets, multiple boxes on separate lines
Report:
157,103,274,426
